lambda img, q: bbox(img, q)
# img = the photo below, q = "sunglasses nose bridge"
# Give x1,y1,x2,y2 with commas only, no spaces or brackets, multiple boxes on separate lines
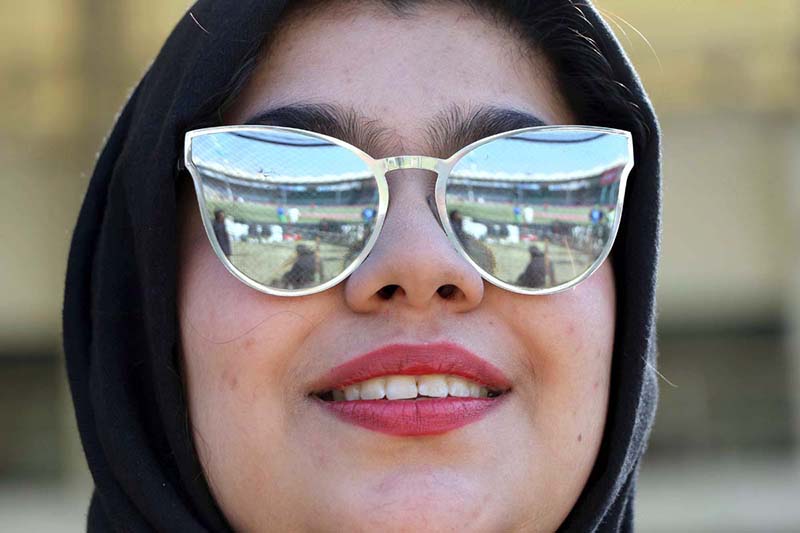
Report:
379,155,443,174
376,155,449,232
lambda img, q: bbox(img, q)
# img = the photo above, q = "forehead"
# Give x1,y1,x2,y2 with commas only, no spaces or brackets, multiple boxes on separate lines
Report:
227,3,573,154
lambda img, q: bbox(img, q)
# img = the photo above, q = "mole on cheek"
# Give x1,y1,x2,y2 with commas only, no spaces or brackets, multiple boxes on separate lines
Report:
221,365,239,392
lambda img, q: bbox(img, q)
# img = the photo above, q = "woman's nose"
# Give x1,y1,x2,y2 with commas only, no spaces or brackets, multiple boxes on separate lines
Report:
343,170,484,313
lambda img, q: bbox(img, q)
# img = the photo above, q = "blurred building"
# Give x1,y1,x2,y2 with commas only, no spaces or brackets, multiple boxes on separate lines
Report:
0,1,798,531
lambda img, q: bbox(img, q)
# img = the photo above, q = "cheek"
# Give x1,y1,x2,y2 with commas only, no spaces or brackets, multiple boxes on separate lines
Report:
177,230,328,404
492,262,615,451
176,231,324,482
178,235,286,344
510,262,615,386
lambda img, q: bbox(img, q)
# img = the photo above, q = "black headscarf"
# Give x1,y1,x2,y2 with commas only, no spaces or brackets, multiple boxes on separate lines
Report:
63,1,661,530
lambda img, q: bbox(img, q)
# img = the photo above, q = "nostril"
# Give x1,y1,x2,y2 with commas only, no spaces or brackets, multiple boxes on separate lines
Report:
377,284,399,300
437,284,457,299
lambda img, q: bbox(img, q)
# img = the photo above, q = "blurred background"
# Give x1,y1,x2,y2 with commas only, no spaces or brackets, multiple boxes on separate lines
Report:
0,1,798,531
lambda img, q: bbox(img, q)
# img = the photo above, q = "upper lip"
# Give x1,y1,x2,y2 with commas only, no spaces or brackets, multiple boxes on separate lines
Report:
309,342,512,394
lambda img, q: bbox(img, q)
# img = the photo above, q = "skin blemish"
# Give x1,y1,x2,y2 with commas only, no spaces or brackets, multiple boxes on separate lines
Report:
578,433,582,443
243,336,256,351
221,364,239,392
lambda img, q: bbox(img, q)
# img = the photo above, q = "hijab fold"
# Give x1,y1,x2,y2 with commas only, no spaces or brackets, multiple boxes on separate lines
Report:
64,1,661,530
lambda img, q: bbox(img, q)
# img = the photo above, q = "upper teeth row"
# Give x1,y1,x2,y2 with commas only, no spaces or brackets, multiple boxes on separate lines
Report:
330,374,490,401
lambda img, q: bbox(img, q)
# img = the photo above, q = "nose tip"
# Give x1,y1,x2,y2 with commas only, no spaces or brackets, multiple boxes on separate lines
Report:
344,246,485,312
343,175,484,313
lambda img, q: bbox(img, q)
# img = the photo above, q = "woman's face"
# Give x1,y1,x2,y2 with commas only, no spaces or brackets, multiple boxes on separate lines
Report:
178,4,615,532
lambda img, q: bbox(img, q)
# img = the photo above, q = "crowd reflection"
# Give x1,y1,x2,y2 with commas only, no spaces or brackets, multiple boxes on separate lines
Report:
208,205,376,290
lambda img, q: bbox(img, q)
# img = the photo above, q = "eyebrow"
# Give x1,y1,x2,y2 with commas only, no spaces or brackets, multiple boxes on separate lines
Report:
241,104,395,156
426,105,547,157
241,103,547,158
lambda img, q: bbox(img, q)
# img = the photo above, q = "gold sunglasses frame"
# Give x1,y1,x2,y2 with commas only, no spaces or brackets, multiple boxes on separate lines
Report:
184,125,633,297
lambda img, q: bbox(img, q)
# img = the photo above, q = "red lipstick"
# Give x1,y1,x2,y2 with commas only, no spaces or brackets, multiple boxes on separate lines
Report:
311,342,511,436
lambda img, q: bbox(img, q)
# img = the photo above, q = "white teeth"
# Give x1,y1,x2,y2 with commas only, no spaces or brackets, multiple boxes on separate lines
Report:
359,377,386,400
386,376,418,400
344,385,360,401
446,376,472,397
468,383,481,398
417,375,449,398
327,374,498,401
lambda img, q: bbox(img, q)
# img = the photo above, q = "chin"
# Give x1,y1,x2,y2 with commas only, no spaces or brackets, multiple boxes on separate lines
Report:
321,469,505,533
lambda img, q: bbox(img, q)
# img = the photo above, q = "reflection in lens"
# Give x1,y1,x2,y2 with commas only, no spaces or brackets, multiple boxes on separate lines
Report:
191,129,379,290
446,129,629,289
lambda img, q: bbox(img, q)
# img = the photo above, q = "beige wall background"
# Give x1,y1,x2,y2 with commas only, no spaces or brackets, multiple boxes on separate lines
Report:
1,1,798,531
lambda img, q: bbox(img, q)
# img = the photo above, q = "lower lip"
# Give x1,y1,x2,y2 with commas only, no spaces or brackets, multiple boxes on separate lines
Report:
316,396,506,436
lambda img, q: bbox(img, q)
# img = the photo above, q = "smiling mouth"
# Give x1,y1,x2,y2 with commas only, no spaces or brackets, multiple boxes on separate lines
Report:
309,342,511,435
312,374,505,402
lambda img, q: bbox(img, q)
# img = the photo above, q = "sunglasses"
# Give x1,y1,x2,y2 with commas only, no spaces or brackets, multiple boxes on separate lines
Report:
183,125,632,297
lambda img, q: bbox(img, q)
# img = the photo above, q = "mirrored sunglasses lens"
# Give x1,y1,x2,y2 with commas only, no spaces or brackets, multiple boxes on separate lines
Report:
190,129,379,291
446,129,629,290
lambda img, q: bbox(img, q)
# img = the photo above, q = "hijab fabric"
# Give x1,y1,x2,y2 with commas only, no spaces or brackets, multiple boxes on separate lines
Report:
63,1,661,530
